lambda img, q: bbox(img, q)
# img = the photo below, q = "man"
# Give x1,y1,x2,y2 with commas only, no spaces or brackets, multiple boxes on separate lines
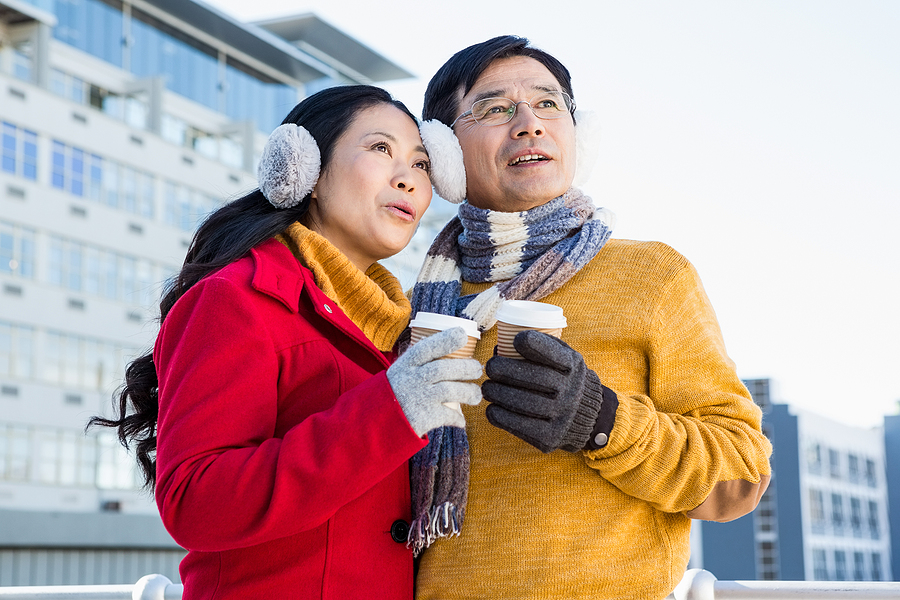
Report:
409,36,772,600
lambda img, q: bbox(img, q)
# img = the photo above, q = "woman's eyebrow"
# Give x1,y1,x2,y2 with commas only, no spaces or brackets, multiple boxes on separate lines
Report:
366,131,427,155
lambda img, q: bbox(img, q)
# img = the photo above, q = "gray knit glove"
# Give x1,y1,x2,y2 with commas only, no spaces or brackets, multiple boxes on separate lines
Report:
387,327,483,437
483,330,605,453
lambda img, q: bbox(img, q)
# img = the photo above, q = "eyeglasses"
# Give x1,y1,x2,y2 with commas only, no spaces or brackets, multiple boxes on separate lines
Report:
451,90,575,128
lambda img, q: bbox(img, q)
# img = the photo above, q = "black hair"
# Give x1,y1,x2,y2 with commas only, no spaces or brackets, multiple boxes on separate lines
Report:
423,35,575,126
88,85,418,489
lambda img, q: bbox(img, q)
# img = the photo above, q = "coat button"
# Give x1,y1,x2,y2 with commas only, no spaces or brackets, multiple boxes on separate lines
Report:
390,519,410,543
323,303,333,313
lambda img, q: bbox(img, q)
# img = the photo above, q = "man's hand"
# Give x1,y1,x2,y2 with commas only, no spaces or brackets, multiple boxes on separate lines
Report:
482,330,606,453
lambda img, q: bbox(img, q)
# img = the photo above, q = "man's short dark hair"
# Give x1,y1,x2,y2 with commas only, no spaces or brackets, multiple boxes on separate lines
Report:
423,35,575,127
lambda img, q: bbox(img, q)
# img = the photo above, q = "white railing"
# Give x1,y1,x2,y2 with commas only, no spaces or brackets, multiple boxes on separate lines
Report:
668,569,900,599
0,575,181,600
2,570,900,599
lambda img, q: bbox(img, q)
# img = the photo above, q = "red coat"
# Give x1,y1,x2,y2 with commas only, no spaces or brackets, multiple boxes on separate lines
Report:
154,238,426,600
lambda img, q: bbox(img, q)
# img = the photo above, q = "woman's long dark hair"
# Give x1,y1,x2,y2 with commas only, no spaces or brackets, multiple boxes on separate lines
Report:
88,85,418,489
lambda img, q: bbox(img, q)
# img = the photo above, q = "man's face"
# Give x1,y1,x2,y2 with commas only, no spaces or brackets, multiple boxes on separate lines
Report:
452,56,576,212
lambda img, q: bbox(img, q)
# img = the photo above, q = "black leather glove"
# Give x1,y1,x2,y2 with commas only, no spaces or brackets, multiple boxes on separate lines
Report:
483,330,613,453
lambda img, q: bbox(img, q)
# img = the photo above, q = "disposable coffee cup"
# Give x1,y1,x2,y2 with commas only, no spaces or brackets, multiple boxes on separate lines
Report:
495,300,567,360
409,312,481,413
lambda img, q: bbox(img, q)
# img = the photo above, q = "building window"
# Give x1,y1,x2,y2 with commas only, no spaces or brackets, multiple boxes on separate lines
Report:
53,0,124,67
51,141,155,216
0,424,30,481
829,448,841,479
834,550,847,581
867,500,880,539
847,454,860,482
50,68,88,104
0,321,34,379
865,458,877,487
812,548,828,580
809,489,826,528
853,552,865,581
47,235,163,305
12,40,33,81
849,497,863,535
2,122,38,180
871,553,882,581
42,329,130,392
831,493,844,531
0,221,36,279
807,442,822,474
96,432,140,490
757,540,779,580
164,181,219,233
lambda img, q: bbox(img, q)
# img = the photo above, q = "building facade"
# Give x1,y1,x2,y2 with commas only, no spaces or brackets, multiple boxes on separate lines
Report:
695,379,895,582
0,0,412,585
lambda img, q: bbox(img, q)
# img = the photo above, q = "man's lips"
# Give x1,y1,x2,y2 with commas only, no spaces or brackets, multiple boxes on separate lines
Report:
508,152,551,166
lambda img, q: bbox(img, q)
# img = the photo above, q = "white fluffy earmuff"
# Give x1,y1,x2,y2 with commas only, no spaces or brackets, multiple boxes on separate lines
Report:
257,124,321,209
572,109,601,189
418,119,467,204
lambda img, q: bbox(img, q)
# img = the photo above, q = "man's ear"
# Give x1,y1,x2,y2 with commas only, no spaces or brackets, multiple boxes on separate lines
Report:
419,120,467,204
573,110,601,188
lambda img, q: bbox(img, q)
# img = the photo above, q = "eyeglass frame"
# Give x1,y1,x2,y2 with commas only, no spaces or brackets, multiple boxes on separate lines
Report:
450,90,576,129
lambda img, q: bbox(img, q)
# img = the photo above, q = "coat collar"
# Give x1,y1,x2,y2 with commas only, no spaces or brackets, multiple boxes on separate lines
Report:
249,238,393,367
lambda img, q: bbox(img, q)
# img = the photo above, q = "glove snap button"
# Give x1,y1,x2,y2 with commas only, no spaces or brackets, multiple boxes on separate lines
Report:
593,432,609,447
390,519,410,543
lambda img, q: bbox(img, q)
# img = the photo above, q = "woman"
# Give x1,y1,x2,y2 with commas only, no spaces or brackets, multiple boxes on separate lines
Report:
90,85,482,599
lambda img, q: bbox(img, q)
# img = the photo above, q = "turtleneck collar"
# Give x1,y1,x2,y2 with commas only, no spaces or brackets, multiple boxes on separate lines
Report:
276,222,411,351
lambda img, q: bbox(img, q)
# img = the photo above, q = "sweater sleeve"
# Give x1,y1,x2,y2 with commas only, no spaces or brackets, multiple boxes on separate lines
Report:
582,260,772,521
153,274,425,552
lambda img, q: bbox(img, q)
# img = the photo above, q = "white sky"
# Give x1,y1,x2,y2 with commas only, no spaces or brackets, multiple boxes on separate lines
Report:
205,0,900,427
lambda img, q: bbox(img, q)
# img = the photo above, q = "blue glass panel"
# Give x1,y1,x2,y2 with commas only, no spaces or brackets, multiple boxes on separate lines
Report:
130,15,219,111
53,0,122,67
23,132,38,181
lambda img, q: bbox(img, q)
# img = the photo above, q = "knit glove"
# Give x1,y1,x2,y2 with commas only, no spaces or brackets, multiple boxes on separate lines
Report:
387,327,483,437
483,330,606,453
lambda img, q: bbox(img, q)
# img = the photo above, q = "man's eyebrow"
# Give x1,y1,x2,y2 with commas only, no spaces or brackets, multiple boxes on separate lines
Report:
469,84,563,104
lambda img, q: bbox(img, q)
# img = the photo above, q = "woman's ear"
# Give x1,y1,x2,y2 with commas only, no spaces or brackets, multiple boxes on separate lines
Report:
418,120,467,204
572,109,601,189
258,124,321,209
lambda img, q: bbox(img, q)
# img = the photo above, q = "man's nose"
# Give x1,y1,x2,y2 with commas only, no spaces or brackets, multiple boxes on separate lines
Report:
511,101,544,137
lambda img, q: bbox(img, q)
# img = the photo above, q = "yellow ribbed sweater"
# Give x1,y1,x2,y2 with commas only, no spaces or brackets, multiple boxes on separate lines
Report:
277,222,411,351
415,239,772,600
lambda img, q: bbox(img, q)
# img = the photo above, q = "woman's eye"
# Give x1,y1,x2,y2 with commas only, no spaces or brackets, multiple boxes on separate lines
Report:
414,159,431,173
373,142,390,153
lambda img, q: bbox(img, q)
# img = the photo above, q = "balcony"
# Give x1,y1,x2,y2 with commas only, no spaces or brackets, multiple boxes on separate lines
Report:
2,570,900,599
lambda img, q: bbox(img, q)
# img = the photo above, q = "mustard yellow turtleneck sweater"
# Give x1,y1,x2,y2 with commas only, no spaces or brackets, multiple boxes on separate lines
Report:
277,222,410,351
414,239,772,600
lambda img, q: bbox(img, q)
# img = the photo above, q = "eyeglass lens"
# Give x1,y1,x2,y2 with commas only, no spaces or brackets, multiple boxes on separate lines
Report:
471,91,571,125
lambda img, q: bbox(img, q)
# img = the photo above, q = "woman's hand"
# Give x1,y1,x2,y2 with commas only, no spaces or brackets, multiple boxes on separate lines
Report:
387,327,483,436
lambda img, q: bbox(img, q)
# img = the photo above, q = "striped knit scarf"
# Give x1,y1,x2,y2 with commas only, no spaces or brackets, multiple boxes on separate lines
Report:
406,187,613,555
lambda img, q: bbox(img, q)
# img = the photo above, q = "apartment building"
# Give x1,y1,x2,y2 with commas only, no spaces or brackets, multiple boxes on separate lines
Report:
1,0,412,585
695,379,895,582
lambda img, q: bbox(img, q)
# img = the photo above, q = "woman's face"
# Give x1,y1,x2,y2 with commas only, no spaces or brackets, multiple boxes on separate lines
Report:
305,104,432,271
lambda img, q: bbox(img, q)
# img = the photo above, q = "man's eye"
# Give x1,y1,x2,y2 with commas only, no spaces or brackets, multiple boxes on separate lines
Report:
475,100,511,117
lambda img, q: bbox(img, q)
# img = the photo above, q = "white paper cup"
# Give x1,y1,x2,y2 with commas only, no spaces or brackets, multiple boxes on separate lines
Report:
495,300,567,359
408,312,481,413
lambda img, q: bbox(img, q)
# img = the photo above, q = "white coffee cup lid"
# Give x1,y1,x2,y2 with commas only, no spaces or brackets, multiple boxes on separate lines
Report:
495,300,567,328
409,312,481,339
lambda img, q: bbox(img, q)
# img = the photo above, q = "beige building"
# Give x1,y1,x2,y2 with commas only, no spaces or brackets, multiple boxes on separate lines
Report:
1,0,413,585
